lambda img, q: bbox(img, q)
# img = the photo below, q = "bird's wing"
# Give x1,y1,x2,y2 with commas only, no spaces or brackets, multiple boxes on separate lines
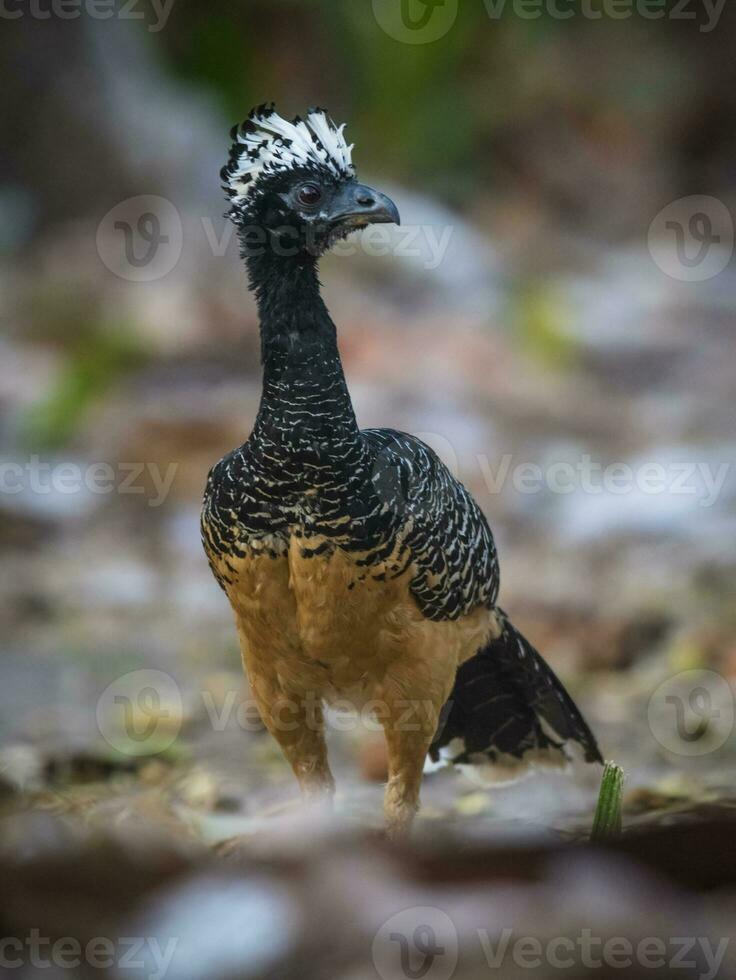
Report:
362,428,499,621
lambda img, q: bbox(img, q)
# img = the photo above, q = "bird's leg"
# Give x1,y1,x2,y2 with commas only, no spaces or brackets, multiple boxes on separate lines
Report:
380,690,441,840
247,667,335,803
281,697,335,803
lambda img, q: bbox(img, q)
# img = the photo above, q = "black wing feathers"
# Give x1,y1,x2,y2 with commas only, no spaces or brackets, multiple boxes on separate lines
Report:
430,609,603,768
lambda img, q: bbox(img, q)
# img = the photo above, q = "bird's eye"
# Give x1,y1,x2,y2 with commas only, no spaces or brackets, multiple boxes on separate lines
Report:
297,183,321,206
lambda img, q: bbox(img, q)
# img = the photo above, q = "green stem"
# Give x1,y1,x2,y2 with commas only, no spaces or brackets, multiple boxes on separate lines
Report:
591,762,624,841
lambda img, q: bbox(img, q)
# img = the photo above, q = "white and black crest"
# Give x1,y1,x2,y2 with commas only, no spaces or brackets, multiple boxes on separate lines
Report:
222,104,355,210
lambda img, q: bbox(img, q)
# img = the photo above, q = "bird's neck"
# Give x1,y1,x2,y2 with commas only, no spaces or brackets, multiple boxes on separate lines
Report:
247,250,359,442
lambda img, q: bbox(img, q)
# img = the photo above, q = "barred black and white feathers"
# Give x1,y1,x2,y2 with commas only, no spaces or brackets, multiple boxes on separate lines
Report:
202,411,500,625
362,429,500,621
221,104,355,210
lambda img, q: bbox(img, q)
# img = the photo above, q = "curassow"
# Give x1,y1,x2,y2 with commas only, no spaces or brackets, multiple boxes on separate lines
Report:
201,105,602,838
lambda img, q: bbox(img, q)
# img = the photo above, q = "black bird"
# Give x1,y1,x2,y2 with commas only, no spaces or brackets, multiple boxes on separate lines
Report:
201,104,602,838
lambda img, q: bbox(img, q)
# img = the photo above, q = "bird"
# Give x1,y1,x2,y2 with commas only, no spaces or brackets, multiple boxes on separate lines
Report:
201,104,602,839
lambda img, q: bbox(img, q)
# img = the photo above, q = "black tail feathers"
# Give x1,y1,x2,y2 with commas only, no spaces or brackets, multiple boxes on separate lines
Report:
429,609,602,778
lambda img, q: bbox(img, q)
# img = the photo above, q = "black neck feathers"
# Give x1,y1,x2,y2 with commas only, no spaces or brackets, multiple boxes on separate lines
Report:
245,244,359,446
246,246,330,357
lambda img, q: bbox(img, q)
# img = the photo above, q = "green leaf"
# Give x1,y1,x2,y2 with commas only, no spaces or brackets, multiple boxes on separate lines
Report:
591,761,624,841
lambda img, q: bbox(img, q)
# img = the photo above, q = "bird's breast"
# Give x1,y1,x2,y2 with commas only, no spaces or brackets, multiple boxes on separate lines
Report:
209,518,497,711
211,523,422,691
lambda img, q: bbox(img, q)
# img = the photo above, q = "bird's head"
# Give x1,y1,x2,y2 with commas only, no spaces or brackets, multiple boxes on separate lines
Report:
222,104,400,260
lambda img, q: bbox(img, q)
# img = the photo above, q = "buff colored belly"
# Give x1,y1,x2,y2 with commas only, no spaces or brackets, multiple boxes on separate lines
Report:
212,534,498,706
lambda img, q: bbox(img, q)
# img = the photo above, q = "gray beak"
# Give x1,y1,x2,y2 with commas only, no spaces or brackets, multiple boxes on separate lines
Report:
328,182,400,227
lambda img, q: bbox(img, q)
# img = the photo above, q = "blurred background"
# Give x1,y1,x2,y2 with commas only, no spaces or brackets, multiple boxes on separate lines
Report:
2,2,736,977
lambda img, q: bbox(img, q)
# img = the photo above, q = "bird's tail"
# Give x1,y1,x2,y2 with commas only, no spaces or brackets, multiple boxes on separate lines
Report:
427,608,602,782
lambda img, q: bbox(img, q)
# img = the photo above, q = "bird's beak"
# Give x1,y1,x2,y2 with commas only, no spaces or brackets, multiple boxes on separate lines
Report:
327,182,400,228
